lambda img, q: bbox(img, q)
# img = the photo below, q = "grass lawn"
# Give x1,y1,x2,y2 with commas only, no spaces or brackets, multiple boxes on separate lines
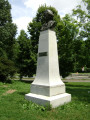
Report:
0,81,90,120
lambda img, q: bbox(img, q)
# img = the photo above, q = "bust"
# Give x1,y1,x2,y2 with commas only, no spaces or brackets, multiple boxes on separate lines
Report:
41,9,56,31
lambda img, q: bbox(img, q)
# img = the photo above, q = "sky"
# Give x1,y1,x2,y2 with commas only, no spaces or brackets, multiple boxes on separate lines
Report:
8,0,82,36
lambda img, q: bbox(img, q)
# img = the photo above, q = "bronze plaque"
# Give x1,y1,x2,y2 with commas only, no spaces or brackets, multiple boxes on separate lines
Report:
39,52,48,57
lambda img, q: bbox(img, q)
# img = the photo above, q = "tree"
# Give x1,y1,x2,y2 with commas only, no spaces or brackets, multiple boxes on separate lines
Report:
0,0,17,81
28,5,61,76
17,30,35,80
73,39,86,72
72,0,90,72
0,0,17,60
56,14,79,77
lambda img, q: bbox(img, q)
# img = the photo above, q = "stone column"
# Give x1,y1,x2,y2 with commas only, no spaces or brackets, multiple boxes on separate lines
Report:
25,29,71,108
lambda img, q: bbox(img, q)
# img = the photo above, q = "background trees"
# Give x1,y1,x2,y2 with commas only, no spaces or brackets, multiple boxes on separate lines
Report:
0,0,17,81
0,0,17,60
57,14,79,77
17,30,36,80
72,0,90,72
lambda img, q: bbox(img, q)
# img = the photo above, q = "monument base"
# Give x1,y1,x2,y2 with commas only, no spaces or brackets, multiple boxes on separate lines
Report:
30,84,65,96
25,93,71,108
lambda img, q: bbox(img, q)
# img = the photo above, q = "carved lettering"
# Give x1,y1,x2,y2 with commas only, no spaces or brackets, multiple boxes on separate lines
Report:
39,52,48,57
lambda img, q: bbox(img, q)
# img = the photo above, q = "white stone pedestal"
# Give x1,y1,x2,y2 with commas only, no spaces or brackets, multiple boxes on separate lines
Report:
25,29,71,108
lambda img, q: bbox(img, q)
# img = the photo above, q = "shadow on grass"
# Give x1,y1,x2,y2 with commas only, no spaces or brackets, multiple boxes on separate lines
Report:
66,84,90,103
21,80,33,84
1,80,13,84
18,91,27,95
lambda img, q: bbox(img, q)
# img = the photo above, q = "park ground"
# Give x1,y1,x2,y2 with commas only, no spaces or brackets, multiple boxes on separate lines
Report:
0,80,90,120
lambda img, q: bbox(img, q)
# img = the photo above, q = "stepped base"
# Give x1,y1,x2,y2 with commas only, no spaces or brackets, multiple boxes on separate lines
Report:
31,84,65,96
25,93,71,108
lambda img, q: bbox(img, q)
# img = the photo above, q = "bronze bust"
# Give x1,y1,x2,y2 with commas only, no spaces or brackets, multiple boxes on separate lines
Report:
41,9,55,31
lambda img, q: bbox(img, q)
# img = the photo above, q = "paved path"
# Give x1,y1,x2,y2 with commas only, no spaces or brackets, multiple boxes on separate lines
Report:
15,73,90,82
63,79,90,82
21,79,90,82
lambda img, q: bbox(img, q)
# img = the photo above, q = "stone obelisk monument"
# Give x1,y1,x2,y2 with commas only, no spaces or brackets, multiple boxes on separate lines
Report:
25,10,71,108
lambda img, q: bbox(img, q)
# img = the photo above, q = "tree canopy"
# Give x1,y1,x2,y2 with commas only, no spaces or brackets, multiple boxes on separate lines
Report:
0,0,17,59
72,0,90,71
0,0,17,81
17,30,36,80
57,14,79,77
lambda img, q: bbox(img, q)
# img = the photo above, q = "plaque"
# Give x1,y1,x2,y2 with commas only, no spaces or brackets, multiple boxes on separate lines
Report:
39,52,48,57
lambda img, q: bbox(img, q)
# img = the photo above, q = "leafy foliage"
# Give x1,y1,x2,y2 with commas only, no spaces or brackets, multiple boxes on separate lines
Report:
0,57,16,82
0,0,17,59
17,30,35,80
0,0,17,81
56,14,79,77
72,0,90,71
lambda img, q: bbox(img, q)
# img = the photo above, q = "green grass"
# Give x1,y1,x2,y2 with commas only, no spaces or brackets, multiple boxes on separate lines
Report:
0,81,90,120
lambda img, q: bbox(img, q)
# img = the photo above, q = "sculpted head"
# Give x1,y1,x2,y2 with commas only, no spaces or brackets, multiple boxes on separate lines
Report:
41,9,55,31
44,9,54,23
